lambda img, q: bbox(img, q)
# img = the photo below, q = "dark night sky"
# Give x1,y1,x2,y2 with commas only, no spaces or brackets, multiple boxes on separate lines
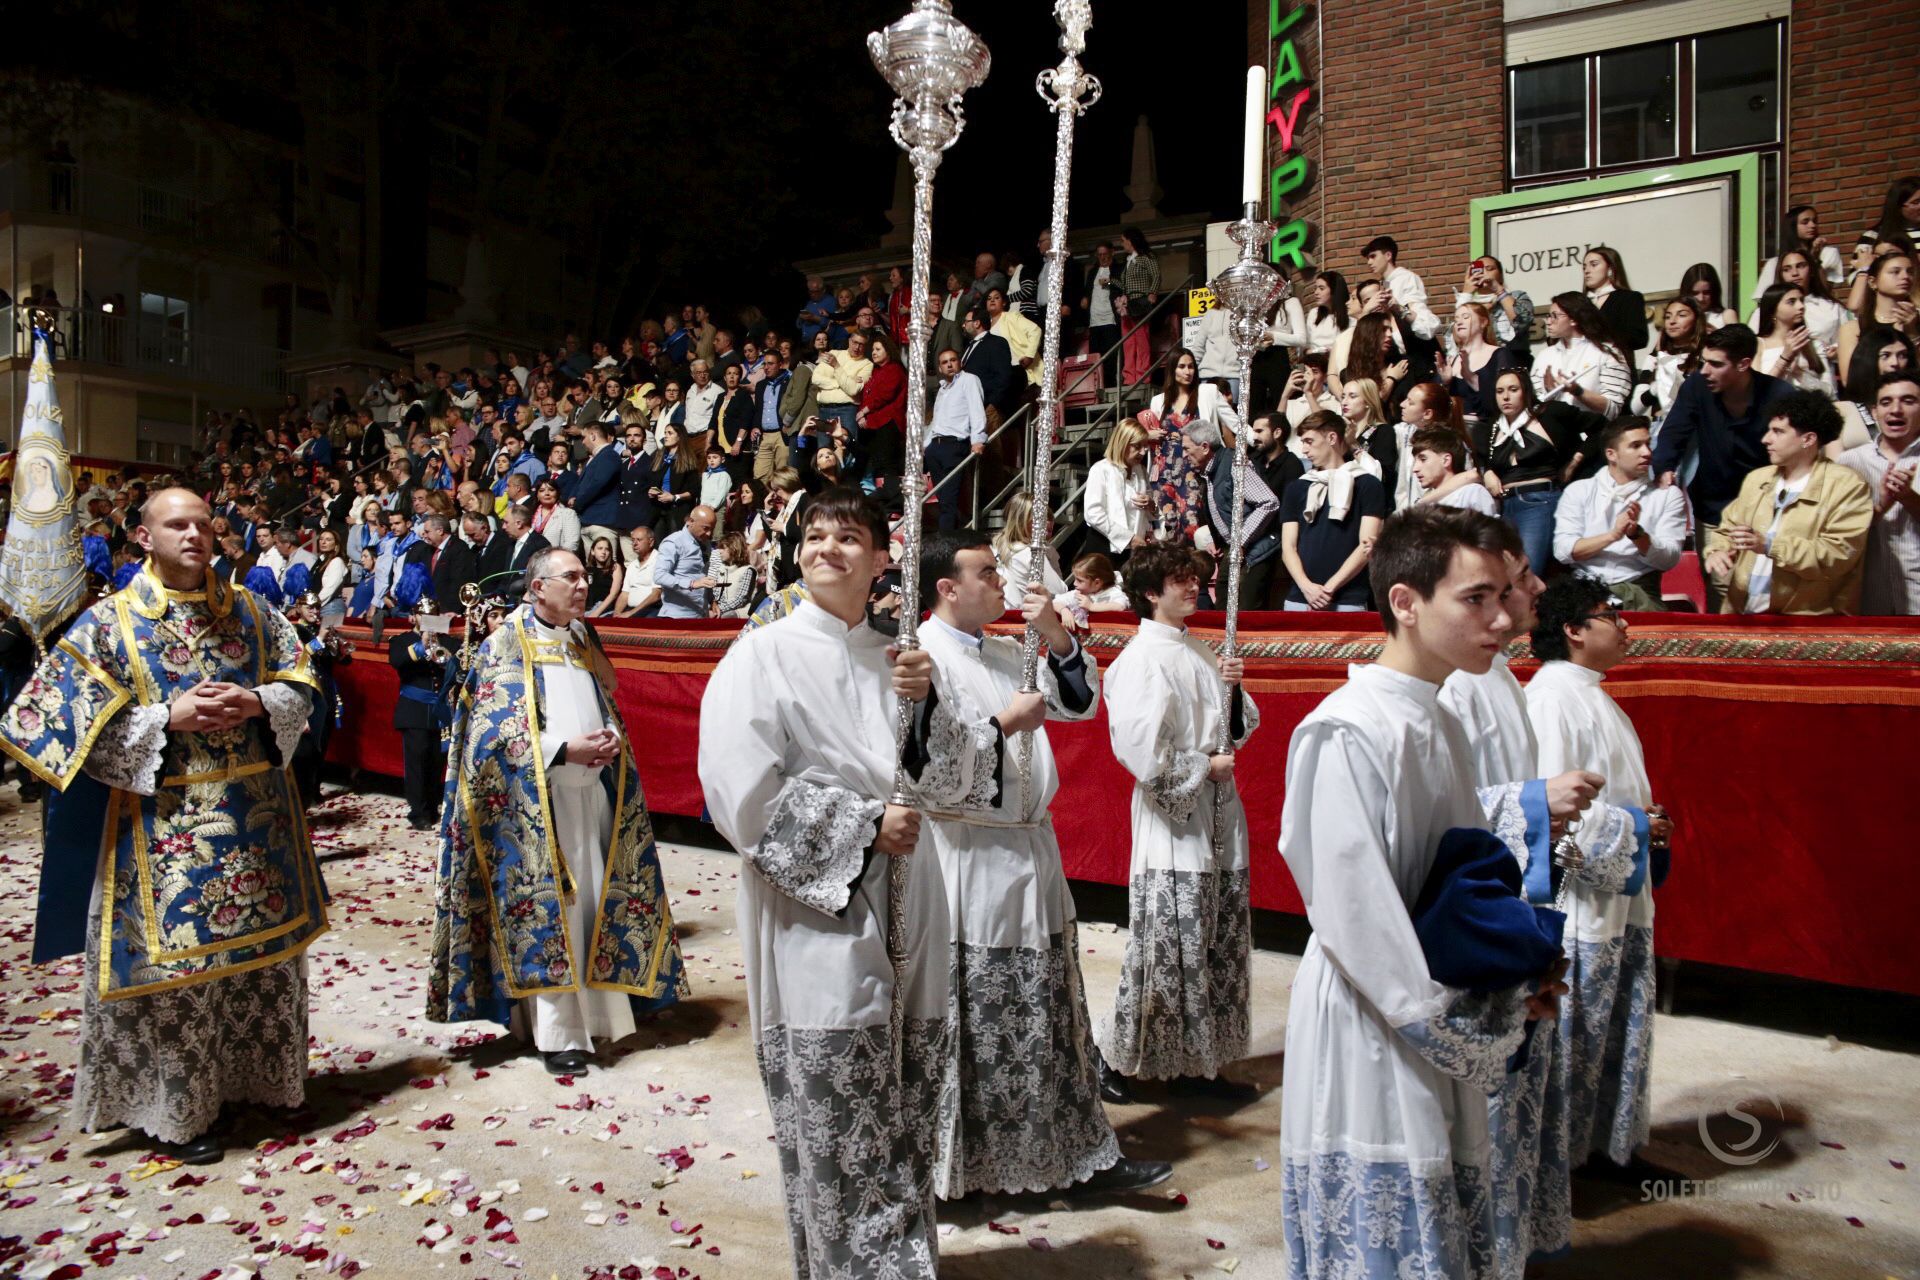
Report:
668,0,1249,315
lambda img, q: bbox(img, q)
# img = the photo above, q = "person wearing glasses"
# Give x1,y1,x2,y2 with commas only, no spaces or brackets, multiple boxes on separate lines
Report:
1526,574,1677,1182
1703,391,1872,614
429,546,687,1079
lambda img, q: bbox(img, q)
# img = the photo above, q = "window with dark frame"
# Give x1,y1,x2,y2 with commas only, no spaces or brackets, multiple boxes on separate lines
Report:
1508,21,1782,186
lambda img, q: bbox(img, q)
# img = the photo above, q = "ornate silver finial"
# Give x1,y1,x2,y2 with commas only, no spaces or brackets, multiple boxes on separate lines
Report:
868,0,991,161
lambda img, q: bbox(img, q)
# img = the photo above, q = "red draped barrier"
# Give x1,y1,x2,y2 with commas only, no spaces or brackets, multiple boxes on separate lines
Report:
329,611,1920,998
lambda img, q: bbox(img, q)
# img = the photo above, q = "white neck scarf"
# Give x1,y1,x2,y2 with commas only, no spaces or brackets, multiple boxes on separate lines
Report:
1491,410,1535,454
1303,459,1365,523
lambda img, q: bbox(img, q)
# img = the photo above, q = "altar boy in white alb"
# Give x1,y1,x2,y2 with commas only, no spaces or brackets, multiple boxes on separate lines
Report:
1439,541,1611,1274
915,529,1171,1198
1526,575,1673,1171
698,488,996,1280
1098,546,1258,1100
1279,507,1568,1280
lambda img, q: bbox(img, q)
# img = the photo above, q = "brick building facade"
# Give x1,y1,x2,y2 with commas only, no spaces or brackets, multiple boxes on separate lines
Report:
1247,0,1920,304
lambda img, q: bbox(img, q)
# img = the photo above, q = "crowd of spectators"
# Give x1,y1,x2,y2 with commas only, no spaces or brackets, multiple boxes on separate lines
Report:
17,175,1919,630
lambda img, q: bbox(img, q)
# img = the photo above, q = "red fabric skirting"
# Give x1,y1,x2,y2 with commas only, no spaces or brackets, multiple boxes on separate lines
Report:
329,611,1920,998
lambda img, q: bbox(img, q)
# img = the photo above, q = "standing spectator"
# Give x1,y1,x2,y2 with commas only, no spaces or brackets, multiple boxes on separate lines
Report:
711,329,744,381
1245,412,1307,513
1836,370,1920,614
530,477,581,554
986,286,1042,387
648,422,704,538
712,363,756,481
1302,269,1350,359
1472,369,1575,575
1839,328,1917,445
1637,298,1705,421
857,334,907,502
1530,292,1633,479
1755,204,1849,297
1003,244,1038,322
690,304,718,367
927,347,987,531
683,360,722,437
811,331,873,440
1140,348,1226,545
1584,245,1649,362
699,443,733,511
1277,410,1387,611
1337,375,1399,501
1441,302,1521,426
1754,284,1838,395
1651,324,1795,605
1552,418,1687,609
1194,419,1282,609
1280,352,1341,432
617,422,660,556
1705,391,1871,614
1118,226,1162,388
1083,420,1153,559
1851,176,1920,261
966,251,1009,316
656,505,719,618
1679,262,1741,329
753,348,795,482
571,421,625,552
1838,250,1917,372
1084,241,1122,385
1458,256,1534,362
1360,234,1441,341
313,528,350,625
796,276,834,344
959,306,1017,426
885,265,913,346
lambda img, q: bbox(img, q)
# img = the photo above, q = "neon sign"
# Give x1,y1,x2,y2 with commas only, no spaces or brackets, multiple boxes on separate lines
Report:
1266,0,1314,270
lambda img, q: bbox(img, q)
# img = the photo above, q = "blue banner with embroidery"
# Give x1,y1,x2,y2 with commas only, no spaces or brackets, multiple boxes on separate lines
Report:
0,566,329,999
427,604,686,1028
0,332,87,643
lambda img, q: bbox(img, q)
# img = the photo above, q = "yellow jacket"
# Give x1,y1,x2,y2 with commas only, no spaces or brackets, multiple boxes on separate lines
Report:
1706,459,1873,615
994,312,1043,385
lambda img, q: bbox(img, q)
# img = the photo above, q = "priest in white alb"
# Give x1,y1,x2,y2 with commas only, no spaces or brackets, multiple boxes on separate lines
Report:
914,528,1172,1199
1279,507,1568,1280
1097,545,1258,1101
1526,575,1673,1172
698,488,995,1280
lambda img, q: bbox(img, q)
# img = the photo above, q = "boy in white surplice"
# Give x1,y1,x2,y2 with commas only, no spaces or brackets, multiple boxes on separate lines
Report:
1278,507,1569,1280
698,488,995,1280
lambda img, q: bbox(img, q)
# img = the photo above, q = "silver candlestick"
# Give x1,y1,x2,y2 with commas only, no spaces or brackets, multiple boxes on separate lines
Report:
868,0,989,1072
1015,0,1100,822
1205,204,1289,844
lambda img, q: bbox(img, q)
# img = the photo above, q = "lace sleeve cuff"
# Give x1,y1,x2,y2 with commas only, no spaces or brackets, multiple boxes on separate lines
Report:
1478,779,1552,895
749,778,885,916
1395,984,1532,1094
1230,686,1259,748
81,703,171,796
1148,749,1210,823
906,682,1004,811
255,683,313,767
1571,802,1648,895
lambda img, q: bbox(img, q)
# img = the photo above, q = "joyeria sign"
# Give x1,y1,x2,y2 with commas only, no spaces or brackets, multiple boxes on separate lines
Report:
1266,0,1314,270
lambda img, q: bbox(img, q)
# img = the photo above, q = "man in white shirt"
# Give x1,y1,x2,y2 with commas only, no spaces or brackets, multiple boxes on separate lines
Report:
1552,418,1687,611
682,360,722,436
1193,303,1241,395
927,348,987,532
1837,370,1920,614
1409,427,1498,515
616,525,662,617
1362,234,1441,341
1279,352,1340,437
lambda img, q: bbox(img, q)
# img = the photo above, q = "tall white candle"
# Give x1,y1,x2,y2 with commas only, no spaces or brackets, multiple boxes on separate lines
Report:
1242,63,1267,205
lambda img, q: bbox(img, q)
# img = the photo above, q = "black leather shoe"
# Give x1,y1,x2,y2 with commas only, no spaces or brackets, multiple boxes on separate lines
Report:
542,1050,591,1077
1070,1156,1175,1197
1168,1073,1259,1102
1097,1056,1136,1106
158,1133,222,1166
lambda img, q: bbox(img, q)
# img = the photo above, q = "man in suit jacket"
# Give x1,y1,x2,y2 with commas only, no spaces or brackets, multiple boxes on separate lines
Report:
570,421,625,552
499,502,550,597
387,628,449,830
464,511,512,593
401,514,476,605
959,306,1017,426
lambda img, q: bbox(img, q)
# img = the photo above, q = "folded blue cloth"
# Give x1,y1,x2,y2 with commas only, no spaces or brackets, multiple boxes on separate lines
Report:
1414,827,1566,994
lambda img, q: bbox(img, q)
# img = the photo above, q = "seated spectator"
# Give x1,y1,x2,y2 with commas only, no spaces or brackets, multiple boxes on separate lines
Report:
1278,410,1387,612
616,525,662,618
1748,248,1850,363
1755,204,1849,298
1408,426,1496,516
1836,370,1920,615
1634,297,1705,421
1753,283,1838,396
1280,352,1340,434
1472,368,1576,575
1704,391,1872,615
1066,551,1130,616
1584,246,1648,365
1394,382,1479,511
992,490,1068,609
583,535,625,618
1680,262,1741,330
1838,327,1917,447
1440,301,1521,426
710,531,756,618
1552,417,1686,610
1838,249,1918,373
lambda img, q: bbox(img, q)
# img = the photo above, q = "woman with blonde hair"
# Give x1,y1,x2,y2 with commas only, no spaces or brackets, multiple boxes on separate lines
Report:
1083,419,1153,560
1337,375,1396,494
993,491,1069,610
